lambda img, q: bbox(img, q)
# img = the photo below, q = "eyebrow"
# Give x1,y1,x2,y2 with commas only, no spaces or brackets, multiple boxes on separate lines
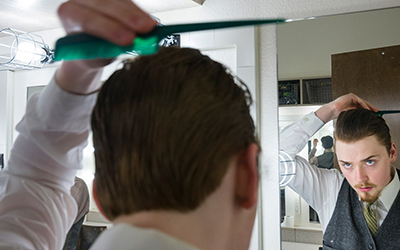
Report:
361,155,378,162
338,155,378,164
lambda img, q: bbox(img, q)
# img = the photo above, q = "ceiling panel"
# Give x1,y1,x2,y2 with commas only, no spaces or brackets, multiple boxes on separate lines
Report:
0,0,203,33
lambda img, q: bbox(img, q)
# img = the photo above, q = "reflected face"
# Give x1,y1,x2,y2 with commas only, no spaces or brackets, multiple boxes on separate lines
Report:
335,135,397,202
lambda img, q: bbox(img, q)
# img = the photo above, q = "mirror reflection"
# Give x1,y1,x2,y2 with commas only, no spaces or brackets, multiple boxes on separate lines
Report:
277,6,400,249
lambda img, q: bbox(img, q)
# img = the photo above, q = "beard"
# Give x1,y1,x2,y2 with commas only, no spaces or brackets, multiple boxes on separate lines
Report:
354,183,380,202
359,192,380,202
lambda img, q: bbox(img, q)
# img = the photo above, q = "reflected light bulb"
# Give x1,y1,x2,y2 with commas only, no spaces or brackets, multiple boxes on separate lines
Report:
14,42,45,64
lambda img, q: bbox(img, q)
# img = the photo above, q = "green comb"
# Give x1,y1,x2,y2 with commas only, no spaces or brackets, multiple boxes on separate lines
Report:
376,110,400,117
53,19,285,61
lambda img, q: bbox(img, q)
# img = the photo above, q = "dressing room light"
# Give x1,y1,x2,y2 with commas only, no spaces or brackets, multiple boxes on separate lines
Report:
0,28,53,70
279,150,296,187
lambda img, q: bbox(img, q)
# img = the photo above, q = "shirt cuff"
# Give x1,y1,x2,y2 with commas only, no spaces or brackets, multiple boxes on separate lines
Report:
298,112,325,137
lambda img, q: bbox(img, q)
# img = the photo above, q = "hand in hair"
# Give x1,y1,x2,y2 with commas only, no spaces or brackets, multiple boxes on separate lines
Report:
315,93,378,123
313,138,318,148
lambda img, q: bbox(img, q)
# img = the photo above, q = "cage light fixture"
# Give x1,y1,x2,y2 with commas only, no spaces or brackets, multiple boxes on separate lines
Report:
279,150,296,187
0,28,53,70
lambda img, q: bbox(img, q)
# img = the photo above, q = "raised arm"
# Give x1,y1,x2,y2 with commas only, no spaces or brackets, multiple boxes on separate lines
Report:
308,139,318,165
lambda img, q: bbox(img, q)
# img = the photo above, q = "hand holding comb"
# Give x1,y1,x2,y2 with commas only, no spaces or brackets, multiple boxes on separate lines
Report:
53,19,285,61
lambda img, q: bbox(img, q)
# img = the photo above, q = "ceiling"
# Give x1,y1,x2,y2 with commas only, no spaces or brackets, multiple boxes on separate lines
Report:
0,0,203,33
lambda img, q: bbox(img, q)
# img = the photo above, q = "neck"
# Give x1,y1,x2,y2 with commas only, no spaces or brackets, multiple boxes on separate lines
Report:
391,165,396,179
113,165,256,250
114,208,230,249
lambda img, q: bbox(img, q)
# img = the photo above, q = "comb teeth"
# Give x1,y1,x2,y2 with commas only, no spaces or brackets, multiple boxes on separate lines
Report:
54,34,160,61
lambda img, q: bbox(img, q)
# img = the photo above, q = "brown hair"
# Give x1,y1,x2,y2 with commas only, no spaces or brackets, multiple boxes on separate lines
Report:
334,109,391,154
92,47,259,220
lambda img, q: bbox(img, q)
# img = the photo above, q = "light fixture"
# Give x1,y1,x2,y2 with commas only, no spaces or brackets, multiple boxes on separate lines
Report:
279,150,296,187
0,28,53,70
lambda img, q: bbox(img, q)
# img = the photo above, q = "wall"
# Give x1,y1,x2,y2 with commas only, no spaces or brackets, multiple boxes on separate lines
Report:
0,71,13,160
277,7,400,79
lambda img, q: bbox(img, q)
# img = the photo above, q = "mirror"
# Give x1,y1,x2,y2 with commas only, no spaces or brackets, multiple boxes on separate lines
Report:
277,6,400,249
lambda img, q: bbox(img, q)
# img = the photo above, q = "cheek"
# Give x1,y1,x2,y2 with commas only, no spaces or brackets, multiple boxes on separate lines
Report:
366,164,392,187
374,169,392,187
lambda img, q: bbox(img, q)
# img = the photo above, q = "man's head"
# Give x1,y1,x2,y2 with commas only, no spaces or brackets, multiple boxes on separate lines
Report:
321,135,333,149
334,109,397,202
91,47,259,221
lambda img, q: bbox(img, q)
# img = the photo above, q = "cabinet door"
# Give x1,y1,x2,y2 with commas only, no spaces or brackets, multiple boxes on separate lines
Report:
332,45,400,168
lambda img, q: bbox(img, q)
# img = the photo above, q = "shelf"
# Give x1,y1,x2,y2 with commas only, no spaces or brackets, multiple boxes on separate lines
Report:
278,77,332,106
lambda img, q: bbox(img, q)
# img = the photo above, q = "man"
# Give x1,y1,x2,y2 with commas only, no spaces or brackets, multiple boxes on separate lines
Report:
0,0,259,249
308,135,334,169
280,94,400,249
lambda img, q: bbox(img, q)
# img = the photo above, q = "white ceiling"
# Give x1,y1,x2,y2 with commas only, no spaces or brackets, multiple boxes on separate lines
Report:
0,0,203,33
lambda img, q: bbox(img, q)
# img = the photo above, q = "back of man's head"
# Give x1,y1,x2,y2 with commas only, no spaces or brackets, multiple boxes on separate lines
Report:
91,47,258,220
334,109,391,153
321,136,333,149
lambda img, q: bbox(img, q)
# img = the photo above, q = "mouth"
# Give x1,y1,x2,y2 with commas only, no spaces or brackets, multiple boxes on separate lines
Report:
358,187,373,192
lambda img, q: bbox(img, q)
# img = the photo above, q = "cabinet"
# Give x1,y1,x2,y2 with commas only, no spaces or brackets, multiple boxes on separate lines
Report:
278,77,332,105
332,45,400,169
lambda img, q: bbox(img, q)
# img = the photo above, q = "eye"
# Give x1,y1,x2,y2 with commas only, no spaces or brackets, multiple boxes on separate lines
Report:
342,162,351,169
366,160,375,166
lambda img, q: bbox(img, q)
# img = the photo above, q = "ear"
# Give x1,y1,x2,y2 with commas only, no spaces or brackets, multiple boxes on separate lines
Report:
92,180,109,220
235,143,259,209
390,142,397,163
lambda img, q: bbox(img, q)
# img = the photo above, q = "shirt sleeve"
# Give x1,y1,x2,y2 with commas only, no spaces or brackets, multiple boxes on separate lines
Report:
280,112,344,232
0,77,98,250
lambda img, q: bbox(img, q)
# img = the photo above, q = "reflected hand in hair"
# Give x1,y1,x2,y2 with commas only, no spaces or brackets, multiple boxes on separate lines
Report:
315,93,379,123
313,139,318,148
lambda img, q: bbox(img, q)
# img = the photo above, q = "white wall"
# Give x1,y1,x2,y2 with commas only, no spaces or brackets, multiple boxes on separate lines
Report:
0,71,13,161
277,7,400,79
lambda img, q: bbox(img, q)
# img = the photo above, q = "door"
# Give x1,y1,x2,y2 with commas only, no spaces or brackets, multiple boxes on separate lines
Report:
332,44,400,168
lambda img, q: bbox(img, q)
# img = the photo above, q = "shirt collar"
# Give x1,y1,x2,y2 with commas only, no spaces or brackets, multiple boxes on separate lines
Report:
379,166,400,210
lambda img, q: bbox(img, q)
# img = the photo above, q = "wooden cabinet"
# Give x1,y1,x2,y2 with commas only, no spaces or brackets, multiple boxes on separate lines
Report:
332,45,400,168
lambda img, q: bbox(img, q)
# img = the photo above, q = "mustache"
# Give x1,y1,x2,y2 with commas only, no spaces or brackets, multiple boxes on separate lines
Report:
354,183,376,189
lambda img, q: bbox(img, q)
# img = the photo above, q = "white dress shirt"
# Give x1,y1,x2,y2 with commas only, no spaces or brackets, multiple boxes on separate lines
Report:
90,224,199,250
0,78,97,250
280,112,400,233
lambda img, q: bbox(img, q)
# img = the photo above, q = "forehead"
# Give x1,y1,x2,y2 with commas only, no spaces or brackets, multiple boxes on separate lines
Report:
335,135,387,161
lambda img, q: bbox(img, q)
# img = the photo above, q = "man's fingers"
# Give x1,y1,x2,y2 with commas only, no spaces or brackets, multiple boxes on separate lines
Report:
58,0,157,46
69,0,157,33
351,94,379,113
360,99,379,113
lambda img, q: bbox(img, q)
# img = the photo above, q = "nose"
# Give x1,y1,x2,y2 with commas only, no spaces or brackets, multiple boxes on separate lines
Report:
355,166,368,183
